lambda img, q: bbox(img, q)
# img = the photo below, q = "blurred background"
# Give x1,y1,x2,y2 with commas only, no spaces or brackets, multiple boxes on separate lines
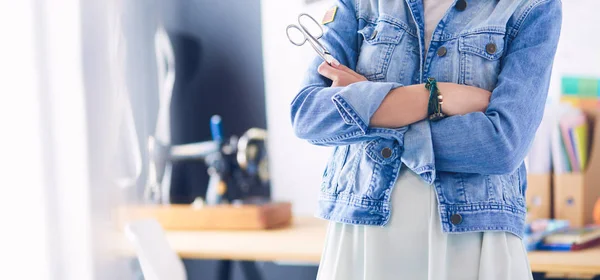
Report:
1,0,600,279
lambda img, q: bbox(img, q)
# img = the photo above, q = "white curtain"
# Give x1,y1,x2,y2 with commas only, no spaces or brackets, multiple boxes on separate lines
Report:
0,0,53,278
0,0,136,279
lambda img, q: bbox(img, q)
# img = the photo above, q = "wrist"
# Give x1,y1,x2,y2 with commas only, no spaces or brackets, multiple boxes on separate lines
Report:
437,82,453,115
370,85,429,128
425,78,446,121
437,82,491,116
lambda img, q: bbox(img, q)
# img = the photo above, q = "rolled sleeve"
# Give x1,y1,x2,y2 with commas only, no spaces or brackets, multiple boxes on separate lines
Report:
332,81,403,134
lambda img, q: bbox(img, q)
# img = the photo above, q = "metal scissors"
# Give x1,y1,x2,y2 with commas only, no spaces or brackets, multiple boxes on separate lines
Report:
286,13,339,66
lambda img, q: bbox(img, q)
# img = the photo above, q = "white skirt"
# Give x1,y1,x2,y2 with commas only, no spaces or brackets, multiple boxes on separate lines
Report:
317,167,533,280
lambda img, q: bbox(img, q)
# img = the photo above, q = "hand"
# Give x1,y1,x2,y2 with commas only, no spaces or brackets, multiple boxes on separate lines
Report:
437,82,491,116
317,62,367,87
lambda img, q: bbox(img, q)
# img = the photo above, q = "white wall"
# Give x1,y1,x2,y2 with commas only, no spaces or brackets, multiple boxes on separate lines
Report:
548,0,600,103
261,0,334,215
262,0,600,215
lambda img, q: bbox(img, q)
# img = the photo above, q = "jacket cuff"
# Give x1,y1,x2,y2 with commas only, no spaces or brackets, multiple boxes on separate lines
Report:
331,81,403,134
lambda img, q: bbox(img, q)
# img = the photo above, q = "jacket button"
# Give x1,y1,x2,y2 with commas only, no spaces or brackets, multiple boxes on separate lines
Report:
450,214,463,225
381,147,392,159
455,0,467,11
437,46,447,57
486,43,497,54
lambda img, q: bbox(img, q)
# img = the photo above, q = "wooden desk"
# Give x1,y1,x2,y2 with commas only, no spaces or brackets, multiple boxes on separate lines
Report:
160,217,600,277
164,216,326,262
528,248,600,278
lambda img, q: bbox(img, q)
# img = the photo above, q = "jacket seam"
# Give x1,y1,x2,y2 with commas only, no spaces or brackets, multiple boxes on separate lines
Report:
308,130,364,144
331,94,368,133
446,226,524,239
317,213,386,225
320,192,385,207
510,0,555,39
436,26,507,41
441,203,526,215
358,15,418,38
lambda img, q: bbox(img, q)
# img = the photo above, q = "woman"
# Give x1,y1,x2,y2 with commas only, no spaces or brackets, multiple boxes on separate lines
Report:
290,0,562,279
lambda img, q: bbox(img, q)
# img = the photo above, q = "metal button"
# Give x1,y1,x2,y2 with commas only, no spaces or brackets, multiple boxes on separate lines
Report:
381,147,392,159
455,0,467,11
450,214,463,225
437,46,447,57
486,43,497,54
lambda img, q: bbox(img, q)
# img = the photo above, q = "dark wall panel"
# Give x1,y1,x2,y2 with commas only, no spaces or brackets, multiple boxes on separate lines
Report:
159,0,267,203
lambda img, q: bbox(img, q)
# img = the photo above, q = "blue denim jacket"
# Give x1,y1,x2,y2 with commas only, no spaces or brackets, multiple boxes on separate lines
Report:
291,0,561,238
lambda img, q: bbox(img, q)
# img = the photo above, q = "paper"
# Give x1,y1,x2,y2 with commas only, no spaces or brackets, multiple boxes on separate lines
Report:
560,120,579,172
567,112,590,171
554,105,589,173
551,104,579,174
560,134,572,173
574,124,589,170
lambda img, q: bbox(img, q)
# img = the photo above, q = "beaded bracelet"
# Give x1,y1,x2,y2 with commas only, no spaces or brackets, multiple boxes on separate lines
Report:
425,77,446,121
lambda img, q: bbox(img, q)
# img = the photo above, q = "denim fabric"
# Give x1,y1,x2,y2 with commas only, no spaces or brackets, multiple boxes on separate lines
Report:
290,0,562,238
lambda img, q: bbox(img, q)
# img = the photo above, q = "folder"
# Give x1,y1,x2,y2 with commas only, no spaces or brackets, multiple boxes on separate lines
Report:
560,121,579,172
559,110,589,172
573,120,589,170
551,104,578,174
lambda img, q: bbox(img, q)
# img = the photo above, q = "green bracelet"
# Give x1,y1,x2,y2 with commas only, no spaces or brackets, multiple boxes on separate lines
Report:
425,78,446,121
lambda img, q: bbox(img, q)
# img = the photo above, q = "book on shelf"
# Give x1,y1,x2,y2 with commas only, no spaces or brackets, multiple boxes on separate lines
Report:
540,226,600,251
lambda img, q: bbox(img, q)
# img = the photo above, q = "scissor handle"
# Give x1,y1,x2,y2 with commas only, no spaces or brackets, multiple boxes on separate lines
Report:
286,13,336,65
286,24,307,46
297,13,323,40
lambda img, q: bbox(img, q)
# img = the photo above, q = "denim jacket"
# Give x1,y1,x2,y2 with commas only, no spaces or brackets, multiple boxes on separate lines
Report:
291,0,561,238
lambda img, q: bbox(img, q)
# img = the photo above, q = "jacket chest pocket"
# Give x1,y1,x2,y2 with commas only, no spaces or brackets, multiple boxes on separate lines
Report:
458,32,505,91
356,21,405,81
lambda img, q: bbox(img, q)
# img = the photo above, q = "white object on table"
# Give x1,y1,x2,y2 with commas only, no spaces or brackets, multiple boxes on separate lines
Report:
125,219,187,280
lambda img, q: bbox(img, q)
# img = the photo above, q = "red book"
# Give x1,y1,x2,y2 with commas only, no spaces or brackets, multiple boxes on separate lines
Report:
543,226,600,251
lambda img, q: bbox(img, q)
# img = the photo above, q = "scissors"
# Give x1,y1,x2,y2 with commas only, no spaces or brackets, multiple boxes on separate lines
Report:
286,13,339,66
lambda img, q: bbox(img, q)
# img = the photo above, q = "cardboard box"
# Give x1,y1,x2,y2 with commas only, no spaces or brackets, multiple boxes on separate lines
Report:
526,174,552,222
553,109,600,227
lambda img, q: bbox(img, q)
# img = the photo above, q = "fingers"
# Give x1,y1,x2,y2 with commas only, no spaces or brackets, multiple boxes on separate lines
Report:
336,64,366,81
318,61,368,87
318,62,344,81
329,57,341,67
319,61,366,82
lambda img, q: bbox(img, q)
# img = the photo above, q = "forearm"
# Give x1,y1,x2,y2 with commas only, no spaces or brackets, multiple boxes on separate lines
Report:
370,84,429,128
370,82,490,128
